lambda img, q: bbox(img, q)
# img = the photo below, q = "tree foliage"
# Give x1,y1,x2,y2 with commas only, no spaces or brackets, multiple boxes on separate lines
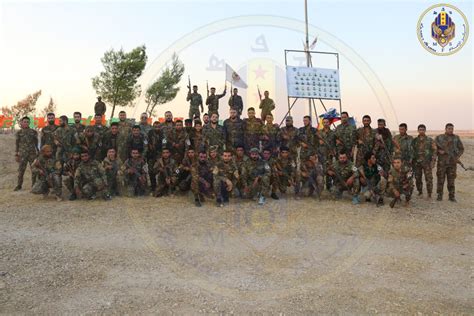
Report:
92,45,147,118
145,53,184,117
40,97,57,117
1,90,42,120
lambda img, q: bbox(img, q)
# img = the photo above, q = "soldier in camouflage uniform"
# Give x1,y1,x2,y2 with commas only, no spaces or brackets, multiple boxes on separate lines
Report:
102,148,120,197
317,118,336,190
387,156,413,208
40,112,58,156
139,113,152,136
300,150,324,198
242,107,263,153
298,115,318,162
223,109,244,152
169,119,188,164
208,145,221,170
279,116,299,159
228,88,243,117
127,125,148,159
161,111,175,143
31,145,62,201
261,113,281,156
335,111,356,160
358,152,386,206
258,90,275,121
435,123,464,202
94,96,106,116
206,86,226,116
272,146,300,199
63,147,81,200
327,151,360,204
153,147,177,197
191,151,214,207
93,113,108,138
147,121,163,192
122,148,148,196
187,85,204,119
261,148,278,200
373,118,393,172
101,122,120,160
54,115,75,164
117,111,132,163
77,126,102,161
393,123,414,167
176,148,196,192
213,149,239,206
74,151,111,200
14,117,38,191
72,112,86,136
203,113,225,153
355,115,376,167
190,120,205,152
233,144,248,198
412,124,437,198
241,148,271,205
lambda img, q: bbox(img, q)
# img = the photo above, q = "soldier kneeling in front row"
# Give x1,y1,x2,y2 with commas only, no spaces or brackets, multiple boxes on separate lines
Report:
74,151,111,200
359,152,386,207
387,156,413,208
31,145,62,201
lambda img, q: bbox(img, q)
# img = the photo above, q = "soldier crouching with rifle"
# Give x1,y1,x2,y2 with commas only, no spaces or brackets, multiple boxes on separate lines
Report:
387,155,413,208
122,148,148,197
358,152,386,207
74,150,111,200
153,146,177,197
31,145,63,201
327,150,361,205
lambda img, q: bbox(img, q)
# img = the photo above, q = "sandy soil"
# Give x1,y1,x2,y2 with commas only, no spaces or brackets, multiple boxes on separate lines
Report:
0,134,472,314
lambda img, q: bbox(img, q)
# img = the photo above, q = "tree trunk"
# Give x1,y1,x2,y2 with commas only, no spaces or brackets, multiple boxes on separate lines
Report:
110,104,116,119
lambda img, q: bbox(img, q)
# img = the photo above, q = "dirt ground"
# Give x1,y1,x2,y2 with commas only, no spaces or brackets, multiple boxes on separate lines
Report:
0,134,472,314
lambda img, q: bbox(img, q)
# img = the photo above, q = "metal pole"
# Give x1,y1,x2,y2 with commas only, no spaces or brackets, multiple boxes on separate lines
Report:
305,0,312,120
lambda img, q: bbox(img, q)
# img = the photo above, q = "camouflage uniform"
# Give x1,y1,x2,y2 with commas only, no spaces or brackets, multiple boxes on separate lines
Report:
74,159,108,199
54,125,75,164
317,127,336,179
31,154,62,198
435,133,464,199
373,128,393,172
242,117,263,153
234,154,248,197
223,117,244,152
300,158,324,197
228,95,243,116
259,98,275,121
15,127,39,188
213,159,239,202
358,162,387,200
335,122,356,158
261,123,281,154
176,155,195,192
241,157,271,199
117,120,132,162
101,131,119,160
203,124,226,153
206,92,226,116
191,159,214,201
153,157,177,196
279,125,299,159
93,124,109,139
190,128,205,152
168,128,188,164
187,92,203,119
94,100,106,116
412,135,436,196
63,157,81,194
160,121,175,142
393,134,414,167
387,165,413,201
329,160,360,197
77,133,102,161
122,157,148,196
272,156,299,195
139,123,152,137
355,126,376,167
103,157,120,196
72,122,86,136
40,124,58,155
127,133,148,158
147,128,163,191
298,125,318,162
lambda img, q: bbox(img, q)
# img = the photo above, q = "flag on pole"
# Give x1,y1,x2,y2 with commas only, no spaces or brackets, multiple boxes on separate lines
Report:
225,63,248,89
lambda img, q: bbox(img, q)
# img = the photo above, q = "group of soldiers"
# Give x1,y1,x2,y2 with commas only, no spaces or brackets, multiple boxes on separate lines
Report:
13,91,464,208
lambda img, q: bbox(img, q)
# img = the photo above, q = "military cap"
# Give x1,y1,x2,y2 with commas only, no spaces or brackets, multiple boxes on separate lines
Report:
249,147,259,154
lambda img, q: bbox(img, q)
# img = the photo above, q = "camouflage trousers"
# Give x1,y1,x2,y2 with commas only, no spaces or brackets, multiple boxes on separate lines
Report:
213,179,237,202
177,171,192,192
155,172,177,196
436,162,456,198
387,183,413,200
78,178,107,199
301,174,324,197
55,147,70,165
188,106,201,120
64,176,75,193
124,175,147,197
191,174,213,200
355,147,372,167
17,152,37,187
332,177,360,197
31,174,62,197
414,162,433,195
106,172,120,196
147,158,158,191
360,177,387,199
243,175,270,199
272,174,300,195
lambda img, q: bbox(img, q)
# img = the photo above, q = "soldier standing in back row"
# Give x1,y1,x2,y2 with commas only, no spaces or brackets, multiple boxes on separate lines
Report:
279,116,299,159
435,123,464,202
393,123,413,167
223,109,244,153
187,85,203,119
412,124,436,198
94,96,106,116
355,115,376,167
14,117,38,191
259,90,275,121
335,111,356,159
228,88,243,117
206,86,226,116
40,112,58,156
54,115,75,165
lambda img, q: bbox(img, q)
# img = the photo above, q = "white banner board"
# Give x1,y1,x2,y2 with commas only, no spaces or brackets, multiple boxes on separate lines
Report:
286,66,340,100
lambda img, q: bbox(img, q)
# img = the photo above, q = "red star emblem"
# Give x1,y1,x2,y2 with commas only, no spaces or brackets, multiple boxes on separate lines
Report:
253,65,267,80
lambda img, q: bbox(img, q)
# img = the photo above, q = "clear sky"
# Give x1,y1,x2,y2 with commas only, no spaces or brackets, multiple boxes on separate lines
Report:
0,0,472,130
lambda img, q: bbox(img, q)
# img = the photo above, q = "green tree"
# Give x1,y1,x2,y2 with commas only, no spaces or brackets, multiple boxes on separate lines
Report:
145,53,185,117
40,97,57,117
92,45,147,118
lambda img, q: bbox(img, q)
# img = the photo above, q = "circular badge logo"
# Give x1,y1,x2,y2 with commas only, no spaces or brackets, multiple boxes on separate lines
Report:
417,3,469,56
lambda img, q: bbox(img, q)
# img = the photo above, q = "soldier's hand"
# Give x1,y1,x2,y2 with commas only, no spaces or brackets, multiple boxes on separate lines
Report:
319,139,324,145
430,160,436,169
438,149,445,155
346,177,354,186
394,190,400,198
225,179,233,191
39,170,45,177
15,154,20,163
327,170,335,176
75,187,81,196
358,140,363,145
336,139,342,145
166,177,171,185
301,143,308,148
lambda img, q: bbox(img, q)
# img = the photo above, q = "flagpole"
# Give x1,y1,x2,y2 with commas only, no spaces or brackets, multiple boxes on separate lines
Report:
304,0,312,121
